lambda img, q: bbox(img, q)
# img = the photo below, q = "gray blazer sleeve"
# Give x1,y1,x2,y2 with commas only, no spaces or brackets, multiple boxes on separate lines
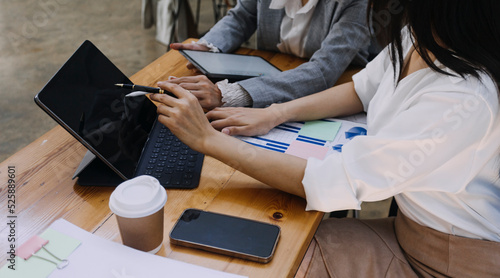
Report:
242,0,370,107
203,0,371,108
201,0,259,53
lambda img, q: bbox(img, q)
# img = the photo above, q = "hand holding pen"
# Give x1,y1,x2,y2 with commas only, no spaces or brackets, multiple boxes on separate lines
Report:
115,83,177,98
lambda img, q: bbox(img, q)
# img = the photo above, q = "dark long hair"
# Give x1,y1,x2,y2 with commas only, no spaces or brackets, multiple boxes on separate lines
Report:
368,0,500,88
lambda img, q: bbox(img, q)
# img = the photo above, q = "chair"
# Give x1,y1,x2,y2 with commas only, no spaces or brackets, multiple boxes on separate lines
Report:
212,0,236,22
388,197,398,216
142,0,236,48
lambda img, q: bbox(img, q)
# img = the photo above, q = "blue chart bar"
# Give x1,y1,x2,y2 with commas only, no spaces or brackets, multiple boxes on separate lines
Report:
244,136,290,153
252,136,289,147
333,144,343,152
275,126,299,133
296,135,326,146
244,141,286,153
345,127,367,140
267,143,288,150
279,124,301,131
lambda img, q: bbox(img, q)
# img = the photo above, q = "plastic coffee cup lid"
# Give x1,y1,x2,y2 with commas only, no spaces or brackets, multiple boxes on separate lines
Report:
109,175,167,218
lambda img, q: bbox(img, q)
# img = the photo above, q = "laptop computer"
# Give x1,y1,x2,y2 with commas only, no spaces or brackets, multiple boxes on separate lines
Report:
34,40,204,189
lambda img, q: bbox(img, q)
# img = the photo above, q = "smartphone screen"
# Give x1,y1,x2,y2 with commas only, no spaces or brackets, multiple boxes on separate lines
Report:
169,209,281,263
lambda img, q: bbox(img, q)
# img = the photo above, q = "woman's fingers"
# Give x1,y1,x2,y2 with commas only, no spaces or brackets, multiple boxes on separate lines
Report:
150,83,215,152
169,42,210,51
157,81,192,99
207,107,277,136
159,76,222,110
206,107,241,120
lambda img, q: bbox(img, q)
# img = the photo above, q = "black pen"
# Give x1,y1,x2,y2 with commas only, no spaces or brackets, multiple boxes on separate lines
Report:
115,83,175,97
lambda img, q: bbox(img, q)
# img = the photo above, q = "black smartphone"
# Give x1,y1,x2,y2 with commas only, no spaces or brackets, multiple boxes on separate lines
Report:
169,208,281,263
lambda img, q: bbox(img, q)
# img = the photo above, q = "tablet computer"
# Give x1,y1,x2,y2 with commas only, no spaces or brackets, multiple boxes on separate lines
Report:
34,40,204,188
179,49,281,82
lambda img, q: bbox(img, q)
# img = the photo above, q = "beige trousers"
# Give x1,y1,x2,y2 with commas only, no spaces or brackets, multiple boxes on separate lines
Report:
302,212,500,277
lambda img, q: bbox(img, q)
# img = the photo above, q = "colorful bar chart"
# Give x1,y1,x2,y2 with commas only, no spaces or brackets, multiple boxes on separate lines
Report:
235,114,368,160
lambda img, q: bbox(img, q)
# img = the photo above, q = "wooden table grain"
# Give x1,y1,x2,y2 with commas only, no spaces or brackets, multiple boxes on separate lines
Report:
0,43,359,277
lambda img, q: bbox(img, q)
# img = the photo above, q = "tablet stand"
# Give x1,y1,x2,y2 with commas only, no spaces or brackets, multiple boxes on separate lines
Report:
72,150,124,186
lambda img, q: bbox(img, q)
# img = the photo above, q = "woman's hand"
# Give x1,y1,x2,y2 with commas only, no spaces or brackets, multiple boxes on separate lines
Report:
150,81,219,153
153,83,307,200
165,75,223,111
206,105,285,136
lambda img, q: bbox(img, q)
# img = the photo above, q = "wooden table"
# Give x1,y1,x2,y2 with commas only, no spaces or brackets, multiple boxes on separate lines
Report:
0,44,359,277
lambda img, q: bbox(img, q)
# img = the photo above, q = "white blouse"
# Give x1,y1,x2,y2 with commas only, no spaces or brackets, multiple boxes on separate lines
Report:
270,0,319,58
302,32,500,242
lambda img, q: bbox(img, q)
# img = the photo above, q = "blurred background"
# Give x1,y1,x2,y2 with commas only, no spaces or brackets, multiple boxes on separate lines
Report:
0,0,229,162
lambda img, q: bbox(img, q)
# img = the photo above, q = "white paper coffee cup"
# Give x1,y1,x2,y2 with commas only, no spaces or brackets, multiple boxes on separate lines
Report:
109,175,167,253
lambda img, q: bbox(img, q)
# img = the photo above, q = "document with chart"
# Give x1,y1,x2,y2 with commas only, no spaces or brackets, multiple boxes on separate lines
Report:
235,114,367,160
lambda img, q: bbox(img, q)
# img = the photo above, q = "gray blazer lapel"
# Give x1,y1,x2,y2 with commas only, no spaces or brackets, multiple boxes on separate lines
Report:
256,0,284,52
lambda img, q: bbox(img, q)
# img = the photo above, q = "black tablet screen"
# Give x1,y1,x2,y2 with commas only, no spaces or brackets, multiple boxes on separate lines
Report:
181,50,281,80
34,41,157,179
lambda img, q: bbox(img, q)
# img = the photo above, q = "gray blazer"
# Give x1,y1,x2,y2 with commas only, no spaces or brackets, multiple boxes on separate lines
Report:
202,0,371,107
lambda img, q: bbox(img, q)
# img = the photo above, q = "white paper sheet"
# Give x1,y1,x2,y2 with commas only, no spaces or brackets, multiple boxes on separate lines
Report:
48,219,247,278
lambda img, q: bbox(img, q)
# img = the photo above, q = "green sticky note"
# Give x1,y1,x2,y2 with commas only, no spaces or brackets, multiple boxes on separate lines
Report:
298,120,341,141
40,228,81,259
0,228,81,278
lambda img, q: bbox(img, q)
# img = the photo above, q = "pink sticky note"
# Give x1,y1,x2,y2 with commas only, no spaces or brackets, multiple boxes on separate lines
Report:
285,140,329,160
16,235,48,260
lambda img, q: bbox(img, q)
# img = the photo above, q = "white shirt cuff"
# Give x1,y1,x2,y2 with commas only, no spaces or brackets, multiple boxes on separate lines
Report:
302,153,361,212
195,39,220,53
216,79,253,107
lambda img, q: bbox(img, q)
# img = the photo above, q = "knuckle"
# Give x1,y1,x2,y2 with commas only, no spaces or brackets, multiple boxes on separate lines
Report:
186,96,199,107
187,92,198,101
